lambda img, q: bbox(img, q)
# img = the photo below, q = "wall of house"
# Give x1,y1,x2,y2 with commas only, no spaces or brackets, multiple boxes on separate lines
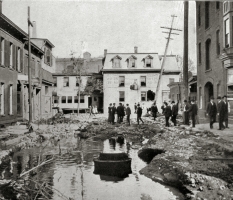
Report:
0,29,23,125
103,73,180,116
196,2,226,117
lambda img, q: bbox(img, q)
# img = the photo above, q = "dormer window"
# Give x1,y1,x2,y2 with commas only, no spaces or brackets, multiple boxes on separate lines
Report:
142,55,153,68
111,55,122,68
126,55,137,68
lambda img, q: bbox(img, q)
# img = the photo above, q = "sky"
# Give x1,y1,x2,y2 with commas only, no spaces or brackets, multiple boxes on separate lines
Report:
2,0,196,63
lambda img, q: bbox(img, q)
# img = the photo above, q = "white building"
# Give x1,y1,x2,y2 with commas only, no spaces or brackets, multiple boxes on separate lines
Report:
102,47,180,116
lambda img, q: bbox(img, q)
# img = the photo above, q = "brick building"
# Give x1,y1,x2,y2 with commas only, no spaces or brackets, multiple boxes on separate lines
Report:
196,1,233,117
102,47,180,116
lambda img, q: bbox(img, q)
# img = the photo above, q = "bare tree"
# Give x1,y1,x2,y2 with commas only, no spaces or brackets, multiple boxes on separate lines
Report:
177,55,196,80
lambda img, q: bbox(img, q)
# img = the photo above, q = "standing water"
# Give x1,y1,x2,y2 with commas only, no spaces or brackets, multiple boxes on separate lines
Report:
3,135,184,200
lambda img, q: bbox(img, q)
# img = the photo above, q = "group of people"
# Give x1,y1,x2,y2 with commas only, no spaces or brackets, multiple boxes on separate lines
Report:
108,103,144,125
206,95,230,130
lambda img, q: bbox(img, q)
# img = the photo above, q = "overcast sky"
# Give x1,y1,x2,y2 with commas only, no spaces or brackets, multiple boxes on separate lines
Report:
2,0,196,63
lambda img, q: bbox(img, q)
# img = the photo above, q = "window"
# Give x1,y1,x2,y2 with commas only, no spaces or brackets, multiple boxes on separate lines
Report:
216,1,220,10
141,92,146,101
119,91,125,102
1,38,4,66
216,30,220,55
225,18,229,48
53,77,57,87
0,83,4,115
198,4,201,26
9,85,13,114
68,96,72,103
74,96,78,103
61,96,66,103
119,76,125,87
45,86,48,95
113,58,121,68
10,43,13,68
145,58,151,67
80,96,85,103
205,39,211,70
76,77,80,87
224,1,229,13
205,2,210,29
169,78,175,83
54,96,59,104
46,49,51,65
198,43,202,64
63,77,69,87
140,76,146,86
17,47,20,71
131,59,136,67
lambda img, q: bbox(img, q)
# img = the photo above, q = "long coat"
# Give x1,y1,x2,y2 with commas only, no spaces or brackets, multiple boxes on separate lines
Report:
172,104,178,116
164,106,172,117
206,102,217,117
187,104,198,117
217,101,225,117
126,107,131,115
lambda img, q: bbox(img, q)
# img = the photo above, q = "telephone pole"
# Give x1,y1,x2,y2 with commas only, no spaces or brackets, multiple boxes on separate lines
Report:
155,15,182,101
183,1,189,101
28,7,33,124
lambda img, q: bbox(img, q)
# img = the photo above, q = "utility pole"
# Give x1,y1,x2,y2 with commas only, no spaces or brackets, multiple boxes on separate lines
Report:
28,7,34,125
183,1,189,101
155,15,182,101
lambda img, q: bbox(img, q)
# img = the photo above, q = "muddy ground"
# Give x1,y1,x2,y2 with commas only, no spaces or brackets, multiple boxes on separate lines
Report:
0,113,233,199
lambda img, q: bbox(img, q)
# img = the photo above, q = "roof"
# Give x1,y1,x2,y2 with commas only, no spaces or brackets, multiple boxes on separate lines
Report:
31,38,55,48
103,53,161,70
160,55,180,71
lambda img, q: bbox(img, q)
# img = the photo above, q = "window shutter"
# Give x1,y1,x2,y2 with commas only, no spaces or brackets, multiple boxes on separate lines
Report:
44,47,46,64
16,46,18,71
20,49,23,72
51,51,53,66
4,40,9,67
12,45,16,70
0,38,2,66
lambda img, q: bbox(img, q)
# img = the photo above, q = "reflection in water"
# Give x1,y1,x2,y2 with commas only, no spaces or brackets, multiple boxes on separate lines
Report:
8,136,183,200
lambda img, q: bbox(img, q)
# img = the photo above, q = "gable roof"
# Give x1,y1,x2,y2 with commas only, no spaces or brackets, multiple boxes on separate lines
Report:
126,55,137,61
110,55,122,61
142,55,154,60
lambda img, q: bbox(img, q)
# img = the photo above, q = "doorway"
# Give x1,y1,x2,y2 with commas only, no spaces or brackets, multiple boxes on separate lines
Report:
204,82,213,109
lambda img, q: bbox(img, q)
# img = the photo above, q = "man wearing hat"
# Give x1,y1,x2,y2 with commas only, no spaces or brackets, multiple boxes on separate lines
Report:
186,99,198,127
183,100,190,125
206,96,217,129
171,101,178,126
217,96,225,130
222,95,229,128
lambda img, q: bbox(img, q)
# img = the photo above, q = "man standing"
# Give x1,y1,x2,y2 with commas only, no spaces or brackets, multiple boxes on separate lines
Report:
222,95,229,128
164,102,172,127
151,102,158,121
108,103,112,123
137,104,144,125
206,96,217,129
186,99,198,127
183,100,190,125
126,104,131,125
217,96,224,130
134,103,137,114
171,101,178,126
111,103,116,124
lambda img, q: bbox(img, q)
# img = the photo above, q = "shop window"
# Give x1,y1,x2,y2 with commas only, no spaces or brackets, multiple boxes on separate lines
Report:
63,77,69,87
119,91,125,102
141,91,146,101
68,96,72,103
0,83,4,115
61,96,66,103
140,76,146,87
119,76,125,87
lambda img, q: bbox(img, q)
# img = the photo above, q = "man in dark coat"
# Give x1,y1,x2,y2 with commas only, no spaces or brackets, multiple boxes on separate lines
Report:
206,96,217,129
217,96,225,130
117,103,124,123
171,101,178,126
164,102,172,127
186,99,198,127
111,103,116,124
183,100,190,125
151,102,158,120
125,104,131,125
134,103,137,114
222,95,229,128
108,103,112,123
137,104,144,125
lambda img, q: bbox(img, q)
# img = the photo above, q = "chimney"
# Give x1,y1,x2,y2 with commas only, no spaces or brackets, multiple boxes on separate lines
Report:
32,21,37,38
0,0,3,14
134,46,138,53
104,49,107,57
